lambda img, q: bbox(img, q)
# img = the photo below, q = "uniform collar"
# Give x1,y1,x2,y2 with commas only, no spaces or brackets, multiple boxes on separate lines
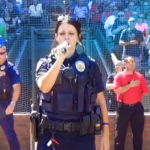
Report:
0,59,7,67
63,50,78,66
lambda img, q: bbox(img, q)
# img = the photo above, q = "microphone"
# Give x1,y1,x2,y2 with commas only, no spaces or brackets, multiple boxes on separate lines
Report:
61,42,69,54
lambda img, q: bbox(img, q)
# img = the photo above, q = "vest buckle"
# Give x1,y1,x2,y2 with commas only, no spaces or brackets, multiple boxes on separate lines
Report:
64,122,72,132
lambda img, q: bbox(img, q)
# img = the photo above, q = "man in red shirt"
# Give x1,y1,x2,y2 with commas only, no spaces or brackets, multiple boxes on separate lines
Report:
113,56,149,150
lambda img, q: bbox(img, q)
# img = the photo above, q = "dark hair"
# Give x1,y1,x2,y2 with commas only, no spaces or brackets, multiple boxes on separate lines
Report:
52,15,83,49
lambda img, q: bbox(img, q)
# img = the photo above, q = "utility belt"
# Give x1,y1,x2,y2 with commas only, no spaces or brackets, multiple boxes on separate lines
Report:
0,92,12,100
40,113,102,136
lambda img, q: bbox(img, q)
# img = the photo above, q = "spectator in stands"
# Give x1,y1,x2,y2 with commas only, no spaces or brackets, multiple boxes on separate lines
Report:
145,12,150,32
74,0,89,28
0,35,5,45
101,3,113,24
124,0,129,8
7,0,20,21
115,0,125,11
141,2,149,15
119,17,144,71
124,2,135,20
106,60,123,111
113,56,149,150
89,0,105,37
3,10,16,34
0,0,6,16
0,23,7,39
102,0,109,7
135,14,149,41
66,0,78,16
132,11,138,22
48,0,63,21
0,17,6,27
28,0,43,25
111,11,128,60
104,6,118,38
20,1,29,26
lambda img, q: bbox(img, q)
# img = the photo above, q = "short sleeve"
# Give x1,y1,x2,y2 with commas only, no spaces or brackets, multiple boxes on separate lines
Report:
35,59,49,84
91,61,105,93
120,29,125,41
113,74,121,91
85,6,88,14
111,19,117,31
40,6,43,13
28,6,31,14
144,23,149,30
140,76,149,94
8,66,21,85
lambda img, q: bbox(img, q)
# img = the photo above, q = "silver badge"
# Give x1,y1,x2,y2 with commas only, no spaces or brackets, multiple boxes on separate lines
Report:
75,61,85,72
1,65,5,71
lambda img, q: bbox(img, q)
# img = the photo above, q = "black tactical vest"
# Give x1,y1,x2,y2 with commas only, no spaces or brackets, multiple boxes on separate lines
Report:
39,53,98,120
0,60,13,94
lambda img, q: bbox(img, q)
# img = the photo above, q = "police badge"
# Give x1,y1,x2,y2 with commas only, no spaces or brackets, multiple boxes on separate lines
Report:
75,61,85,72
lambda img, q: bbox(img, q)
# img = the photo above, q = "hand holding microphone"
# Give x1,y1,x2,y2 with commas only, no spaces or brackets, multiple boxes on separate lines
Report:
51,41,70,63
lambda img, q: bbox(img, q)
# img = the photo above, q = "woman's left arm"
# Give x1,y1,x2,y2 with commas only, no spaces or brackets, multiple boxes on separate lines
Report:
96,92,110,150
145,28,149,41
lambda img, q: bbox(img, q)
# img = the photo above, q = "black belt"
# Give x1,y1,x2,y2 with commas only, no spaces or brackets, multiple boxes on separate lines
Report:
123,102,140,107
40,119,79,132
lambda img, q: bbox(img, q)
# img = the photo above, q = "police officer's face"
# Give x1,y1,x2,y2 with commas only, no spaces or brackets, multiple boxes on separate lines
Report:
55,23,80,58
0,48,7,65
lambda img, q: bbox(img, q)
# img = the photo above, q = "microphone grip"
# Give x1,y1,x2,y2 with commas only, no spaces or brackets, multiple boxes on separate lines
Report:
61,48,67,54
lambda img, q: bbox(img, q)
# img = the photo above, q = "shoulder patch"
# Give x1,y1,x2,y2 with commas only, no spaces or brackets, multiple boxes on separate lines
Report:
36,59,45,72
88,56,95,62
13,66,19,75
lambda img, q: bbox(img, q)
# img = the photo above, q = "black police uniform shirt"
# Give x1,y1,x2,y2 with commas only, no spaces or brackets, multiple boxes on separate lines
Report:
36,51,105,103
111,18,128,45
120,28,144,57
0,60,21,87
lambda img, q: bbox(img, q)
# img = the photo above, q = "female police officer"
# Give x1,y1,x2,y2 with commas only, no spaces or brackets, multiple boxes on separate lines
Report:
35,15,109,150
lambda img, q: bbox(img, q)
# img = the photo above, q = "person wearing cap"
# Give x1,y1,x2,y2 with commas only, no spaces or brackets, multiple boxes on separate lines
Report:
119,17,144,71
0,45,21,150
104,6,118,38
106,61,123,111
113,56,149,150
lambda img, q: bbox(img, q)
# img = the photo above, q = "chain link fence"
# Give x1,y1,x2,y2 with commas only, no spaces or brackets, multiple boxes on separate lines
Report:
1,0,150,112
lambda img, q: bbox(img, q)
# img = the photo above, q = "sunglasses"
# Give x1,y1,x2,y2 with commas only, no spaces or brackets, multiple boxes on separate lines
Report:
0,52,6,55
127,61,136,64
130,21,135,23
138,17,144,19
118,15,124,17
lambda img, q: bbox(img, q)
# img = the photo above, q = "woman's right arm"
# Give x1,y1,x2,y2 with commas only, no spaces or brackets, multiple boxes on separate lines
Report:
37,57,64,93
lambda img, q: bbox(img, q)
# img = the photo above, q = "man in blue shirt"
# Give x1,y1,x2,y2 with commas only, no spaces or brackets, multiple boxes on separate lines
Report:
0,45,21,150
111,11,128,60
119,17,144,71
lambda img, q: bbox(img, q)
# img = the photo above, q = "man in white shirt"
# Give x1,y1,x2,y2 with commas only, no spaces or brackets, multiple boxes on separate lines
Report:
28,0,43,25
74,0,88,28
0,18,6,27
104,6,118,38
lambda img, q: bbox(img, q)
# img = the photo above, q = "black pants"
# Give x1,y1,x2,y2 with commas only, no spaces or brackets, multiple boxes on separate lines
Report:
37,130,95,150
114,102,145,150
